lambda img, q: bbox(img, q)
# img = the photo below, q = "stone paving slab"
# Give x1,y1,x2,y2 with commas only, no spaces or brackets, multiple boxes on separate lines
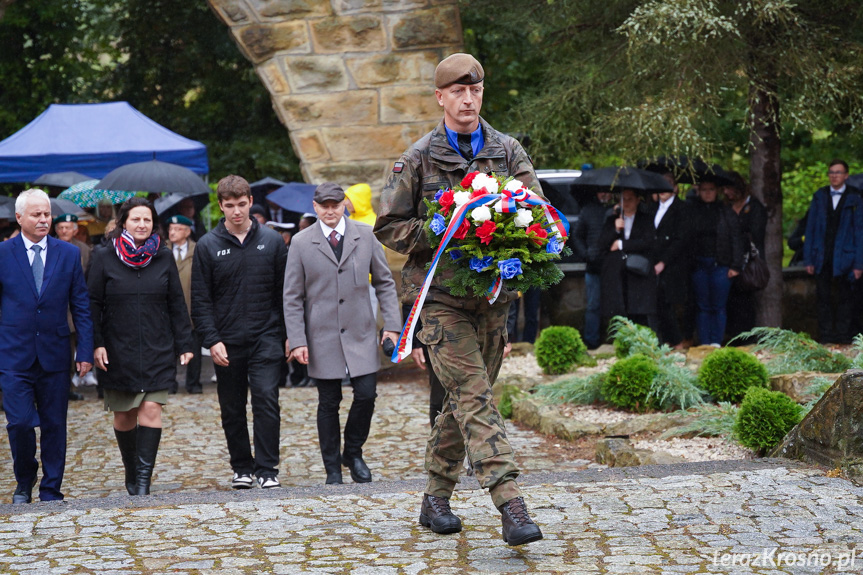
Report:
0,462,861,574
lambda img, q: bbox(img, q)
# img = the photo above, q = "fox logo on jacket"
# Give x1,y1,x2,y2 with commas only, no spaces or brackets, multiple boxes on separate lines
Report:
216,249,231,257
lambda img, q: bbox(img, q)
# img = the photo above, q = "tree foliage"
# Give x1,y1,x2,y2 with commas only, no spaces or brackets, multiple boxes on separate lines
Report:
0,1,301,182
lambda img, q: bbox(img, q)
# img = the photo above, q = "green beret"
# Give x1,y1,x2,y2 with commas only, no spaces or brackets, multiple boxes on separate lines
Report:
167,215,194,227
434,53,484,89
53,213,78,225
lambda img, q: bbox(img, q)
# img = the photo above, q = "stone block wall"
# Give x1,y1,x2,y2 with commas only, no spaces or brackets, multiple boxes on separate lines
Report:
207,0,463,191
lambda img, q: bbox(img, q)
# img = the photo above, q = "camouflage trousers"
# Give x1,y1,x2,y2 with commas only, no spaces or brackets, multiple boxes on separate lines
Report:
418,301,521,508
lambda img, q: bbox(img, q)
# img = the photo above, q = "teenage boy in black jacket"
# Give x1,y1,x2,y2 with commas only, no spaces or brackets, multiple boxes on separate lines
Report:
192,175,288,490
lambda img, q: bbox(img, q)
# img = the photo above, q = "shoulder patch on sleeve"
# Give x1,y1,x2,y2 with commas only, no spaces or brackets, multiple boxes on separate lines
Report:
392,161,404,173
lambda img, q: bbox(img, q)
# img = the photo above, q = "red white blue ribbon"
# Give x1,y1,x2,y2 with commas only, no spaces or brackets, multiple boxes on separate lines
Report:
391,187,569,363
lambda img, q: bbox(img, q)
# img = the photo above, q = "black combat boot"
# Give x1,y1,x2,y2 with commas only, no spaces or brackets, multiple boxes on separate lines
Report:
113,427,137,495
498,496,543,546
419,494,463,534
133,426,162,496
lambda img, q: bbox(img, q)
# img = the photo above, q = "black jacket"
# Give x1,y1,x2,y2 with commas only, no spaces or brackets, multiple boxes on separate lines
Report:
732,195,768,255
688,198,745,271
598,210,657,317
191,218,287,349
573,200,612,274
651,197,692,302
88,244,193,393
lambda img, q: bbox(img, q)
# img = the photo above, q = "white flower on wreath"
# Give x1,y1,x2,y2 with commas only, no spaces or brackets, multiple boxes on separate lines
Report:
504,179,526,194
472,173,499,195
471,205,492,222
514,208,533,228
453,191,472,207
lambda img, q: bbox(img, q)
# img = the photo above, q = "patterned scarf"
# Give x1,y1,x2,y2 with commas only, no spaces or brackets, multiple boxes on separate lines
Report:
114,229,161,268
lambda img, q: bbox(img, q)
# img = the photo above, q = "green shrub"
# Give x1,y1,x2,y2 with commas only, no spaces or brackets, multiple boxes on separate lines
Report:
734,387,803,452
697,347,768,403
497,384,523,419
602,353,659,412
534,372,605,405
731,327,851,374
534,326,587,375
608,316,662,359
661,402,739,440
648,359,706,411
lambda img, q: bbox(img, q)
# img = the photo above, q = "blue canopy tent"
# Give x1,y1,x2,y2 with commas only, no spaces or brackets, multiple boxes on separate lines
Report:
0,102,208,183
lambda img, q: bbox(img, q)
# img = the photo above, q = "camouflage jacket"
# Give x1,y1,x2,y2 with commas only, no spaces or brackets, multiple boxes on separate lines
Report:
374,117,540,308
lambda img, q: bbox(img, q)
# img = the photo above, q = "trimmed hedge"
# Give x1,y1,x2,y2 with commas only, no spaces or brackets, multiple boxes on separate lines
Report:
602,353,659,412
534,326,586,375
698,347,768,403
734,387,803,452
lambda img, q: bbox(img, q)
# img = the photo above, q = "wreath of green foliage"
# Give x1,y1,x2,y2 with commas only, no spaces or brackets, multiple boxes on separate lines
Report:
734,387,803,452
697,347,768,403
422,174,569,298
534,326,587,375
602,353,660,412
731,327,851,374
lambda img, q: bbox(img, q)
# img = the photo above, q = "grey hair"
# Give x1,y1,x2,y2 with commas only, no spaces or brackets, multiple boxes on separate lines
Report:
15,188,51,215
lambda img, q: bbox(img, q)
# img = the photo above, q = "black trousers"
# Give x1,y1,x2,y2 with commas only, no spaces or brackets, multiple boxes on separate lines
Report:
656,282,684,347
213,339,282,477
315,372,377,473
184,331,202,390
815,270,855,343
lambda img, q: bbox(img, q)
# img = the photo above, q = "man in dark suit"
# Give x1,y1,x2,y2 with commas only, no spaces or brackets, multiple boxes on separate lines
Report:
0,189,93,503
803,159,863,344
284,183,401,485
651,173,691,348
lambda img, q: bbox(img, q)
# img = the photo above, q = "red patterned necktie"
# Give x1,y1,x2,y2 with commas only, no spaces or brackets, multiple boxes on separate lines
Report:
328,230,340,248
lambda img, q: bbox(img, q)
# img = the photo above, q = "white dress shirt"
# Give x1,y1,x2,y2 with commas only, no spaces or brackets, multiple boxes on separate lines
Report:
654,195,675,228
319,217,346,241
831,184,847,210
22,235,48,266
173,241,188,262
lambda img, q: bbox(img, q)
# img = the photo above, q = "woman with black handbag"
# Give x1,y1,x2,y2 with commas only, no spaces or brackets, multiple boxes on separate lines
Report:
598,188,657,329
723,170,769,341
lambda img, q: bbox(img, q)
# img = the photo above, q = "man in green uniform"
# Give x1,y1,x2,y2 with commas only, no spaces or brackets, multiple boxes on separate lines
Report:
374,53,543,546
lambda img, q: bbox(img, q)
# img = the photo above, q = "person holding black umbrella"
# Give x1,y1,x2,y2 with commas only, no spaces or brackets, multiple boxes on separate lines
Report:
598,188,657,328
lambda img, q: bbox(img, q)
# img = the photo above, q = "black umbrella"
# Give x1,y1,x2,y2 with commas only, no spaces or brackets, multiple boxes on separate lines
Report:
153,192,210,216
0,196,13,219
572,166,674,194
267,183,316,215
50,197,87,218
250,177,289,209
638,155,733,186
98,160,210,197
33,171,93,188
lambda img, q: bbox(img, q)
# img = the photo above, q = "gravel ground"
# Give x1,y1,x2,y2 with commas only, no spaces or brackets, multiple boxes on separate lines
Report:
631,436,755,462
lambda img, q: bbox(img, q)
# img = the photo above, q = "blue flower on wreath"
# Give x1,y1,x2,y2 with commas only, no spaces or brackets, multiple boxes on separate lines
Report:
469,256,494,272
434,189,444,201
546,237,563,254
498,258,523,280
450,249,463,261
430,213,447,235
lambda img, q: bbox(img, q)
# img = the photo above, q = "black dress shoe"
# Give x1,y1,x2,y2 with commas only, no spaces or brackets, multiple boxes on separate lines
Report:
419,494,462,534
69,392,84,401
341,455,372,483
186,386,202,394
325,471,343,485
12,477,37,504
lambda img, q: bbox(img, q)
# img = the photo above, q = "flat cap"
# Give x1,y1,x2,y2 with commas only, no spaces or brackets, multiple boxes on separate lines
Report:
434,53,484,89
53,213,78,225
167,215,194,227
313,182,345,203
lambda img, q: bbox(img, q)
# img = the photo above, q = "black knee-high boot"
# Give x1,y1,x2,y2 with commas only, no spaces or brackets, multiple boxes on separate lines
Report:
114,427,138,495
134,426,162,496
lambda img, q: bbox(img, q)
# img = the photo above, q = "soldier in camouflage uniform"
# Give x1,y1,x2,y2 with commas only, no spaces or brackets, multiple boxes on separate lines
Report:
373,53,543,546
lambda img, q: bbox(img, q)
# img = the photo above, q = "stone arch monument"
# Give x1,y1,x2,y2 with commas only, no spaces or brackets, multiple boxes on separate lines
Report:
207,0,464,191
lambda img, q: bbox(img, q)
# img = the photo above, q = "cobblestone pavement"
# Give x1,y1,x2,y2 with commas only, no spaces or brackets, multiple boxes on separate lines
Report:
0,363,861,574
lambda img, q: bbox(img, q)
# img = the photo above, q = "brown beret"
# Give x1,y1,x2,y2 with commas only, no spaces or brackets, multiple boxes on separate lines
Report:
313,182,345,203
434,53,484,89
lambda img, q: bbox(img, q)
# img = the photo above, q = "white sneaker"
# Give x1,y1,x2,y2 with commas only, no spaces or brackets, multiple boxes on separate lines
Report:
231,473,254,489
71,374,82,388
83,372,98,386
257,475,281,489
210,374,218,383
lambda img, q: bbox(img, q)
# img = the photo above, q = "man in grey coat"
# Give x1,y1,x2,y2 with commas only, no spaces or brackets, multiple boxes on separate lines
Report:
283,182,401,485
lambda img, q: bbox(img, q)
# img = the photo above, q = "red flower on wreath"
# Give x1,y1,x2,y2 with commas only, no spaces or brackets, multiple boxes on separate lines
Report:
453,218,470,240
461,171,479,189
526,223,548,246
475,220,497,245
438,189,455,215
